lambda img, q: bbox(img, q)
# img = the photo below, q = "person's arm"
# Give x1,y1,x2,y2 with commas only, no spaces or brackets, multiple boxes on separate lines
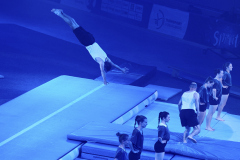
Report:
212,89,218,100
199,89,205,105
128,141,139,153
114,148,121,160
158,126,166,143
96,58,108,85
194,92,200,115
107,58,129,73
222,73,229,88
178,98,182,113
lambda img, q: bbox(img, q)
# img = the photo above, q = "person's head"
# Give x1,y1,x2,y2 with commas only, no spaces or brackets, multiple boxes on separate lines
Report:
204,76,214,88
134,115,147,129
116,132,129,145
214,68,224,78
158,111,170,125
223,62,233,72
189,82,197,91
104,61,112,72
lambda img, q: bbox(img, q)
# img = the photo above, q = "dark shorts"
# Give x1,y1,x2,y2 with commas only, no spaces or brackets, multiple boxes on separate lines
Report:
73,26,95,46
154,141,167,153
180,109,199,127
209,96,221,105
128,151,141,160
199,104,207,112
222,86,231,95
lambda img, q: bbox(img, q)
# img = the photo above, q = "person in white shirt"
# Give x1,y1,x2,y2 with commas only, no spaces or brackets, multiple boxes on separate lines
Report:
51,9,128,85
178,82,200,143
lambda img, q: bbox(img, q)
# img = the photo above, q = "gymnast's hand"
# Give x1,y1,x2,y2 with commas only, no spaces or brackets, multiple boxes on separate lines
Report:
132,149,139,153
104,81,109,85
158,137,166,143
223,85,228,89
121,67,129,73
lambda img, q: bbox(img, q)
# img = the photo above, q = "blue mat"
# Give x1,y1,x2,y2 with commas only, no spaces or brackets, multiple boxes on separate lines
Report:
145,84,182,101
81,142,173,160
68,122,240,160
0,76,157,160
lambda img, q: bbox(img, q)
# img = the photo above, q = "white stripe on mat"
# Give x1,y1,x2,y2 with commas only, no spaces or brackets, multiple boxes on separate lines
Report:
0,84,105,147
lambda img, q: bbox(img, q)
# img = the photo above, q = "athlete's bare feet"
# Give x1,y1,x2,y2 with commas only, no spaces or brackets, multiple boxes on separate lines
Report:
216,117,225,121
183,140,187,143
51,8,63,16
205,127,215,131
187,136,197,143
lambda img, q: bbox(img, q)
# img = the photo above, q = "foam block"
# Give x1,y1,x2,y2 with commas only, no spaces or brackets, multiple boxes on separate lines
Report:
68,122,240,160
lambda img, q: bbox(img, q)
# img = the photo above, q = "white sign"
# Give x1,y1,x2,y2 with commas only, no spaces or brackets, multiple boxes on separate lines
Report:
148,4,189,39
101,0,143,21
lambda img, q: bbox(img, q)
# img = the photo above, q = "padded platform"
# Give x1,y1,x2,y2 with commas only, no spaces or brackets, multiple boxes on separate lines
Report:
0,76,157,160
81,142,173,160
145,84,182,101
68,122,240,160
126,101,240,142
95,62,157,86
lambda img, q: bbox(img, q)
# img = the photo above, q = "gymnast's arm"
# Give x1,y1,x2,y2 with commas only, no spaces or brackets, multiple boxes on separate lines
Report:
178,98,182,113
194,92,200,114
106,58,129,73
128,141,139,153
212,88,218,100
96,58,108,85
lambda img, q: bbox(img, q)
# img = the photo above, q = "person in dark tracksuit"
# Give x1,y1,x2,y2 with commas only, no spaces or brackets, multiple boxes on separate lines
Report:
216,62,233,121
197,77,214,126
128,115,147,160
154,111,170,160
206,69,224,131
114,132,129,160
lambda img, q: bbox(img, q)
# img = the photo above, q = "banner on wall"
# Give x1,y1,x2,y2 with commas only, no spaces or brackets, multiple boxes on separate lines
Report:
207,20,239,53
60,0,98,12
148,4,189,39
184,14,240,54
101,0,144,22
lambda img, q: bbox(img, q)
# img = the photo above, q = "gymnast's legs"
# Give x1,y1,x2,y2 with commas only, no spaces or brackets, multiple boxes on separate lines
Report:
51,9,79,30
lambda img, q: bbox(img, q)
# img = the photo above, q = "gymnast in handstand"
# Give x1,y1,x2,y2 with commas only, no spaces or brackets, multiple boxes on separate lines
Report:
51,9,128,85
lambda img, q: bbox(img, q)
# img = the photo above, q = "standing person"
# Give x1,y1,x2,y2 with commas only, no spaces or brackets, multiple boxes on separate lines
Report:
128,115,148,160
178,82,200,143
114,132,129,160
205,69,224,131
216,62,233,121
198,77,214,126
51,9,128,85
154,111,170,160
